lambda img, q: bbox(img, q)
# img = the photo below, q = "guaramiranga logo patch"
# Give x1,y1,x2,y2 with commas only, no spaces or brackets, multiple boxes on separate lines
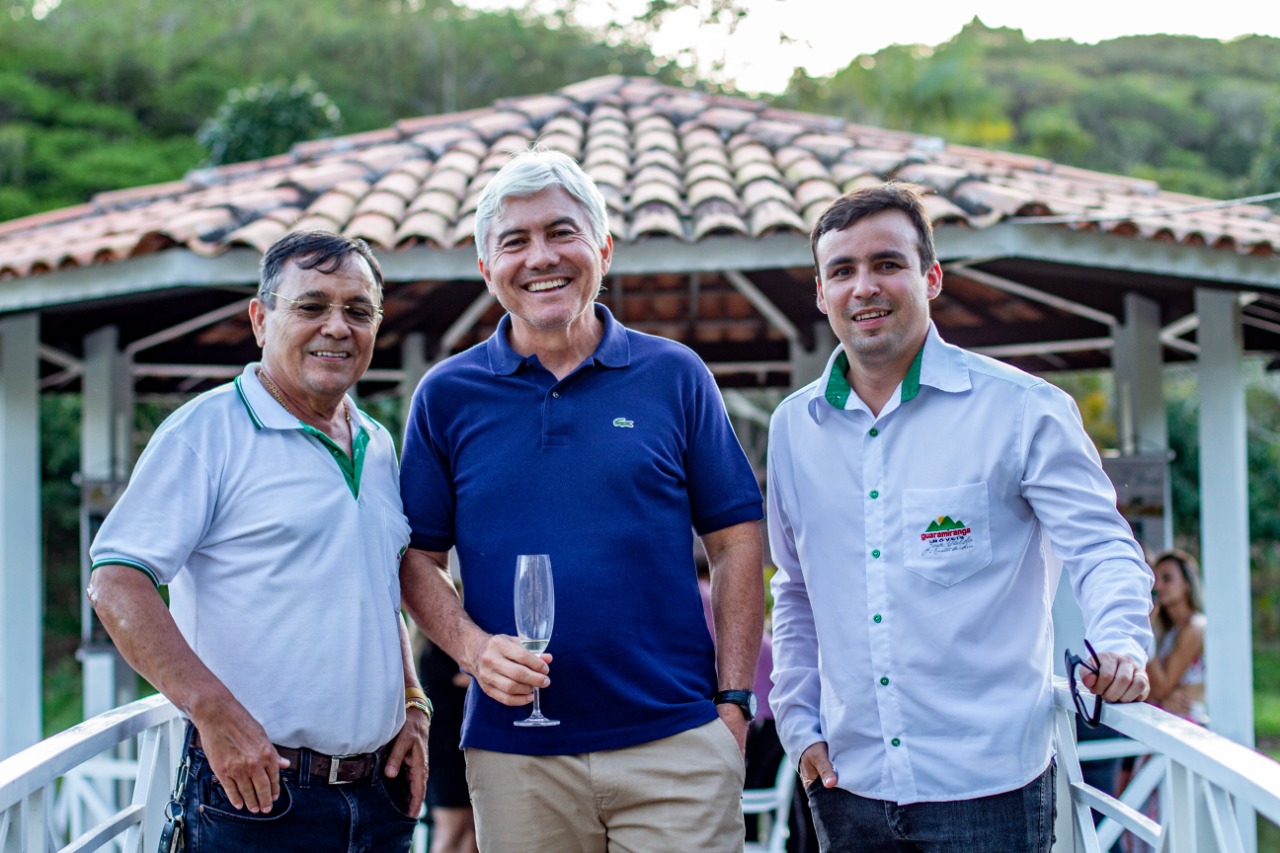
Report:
919,515,974,556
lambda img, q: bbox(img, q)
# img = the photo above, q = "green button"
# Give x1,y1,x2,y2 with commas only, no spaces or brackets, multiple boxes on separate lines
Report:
869,428,879,437
891,737,901,747
870,490,879,499
880,677,889,686
871,549,881,559
873,614,882,623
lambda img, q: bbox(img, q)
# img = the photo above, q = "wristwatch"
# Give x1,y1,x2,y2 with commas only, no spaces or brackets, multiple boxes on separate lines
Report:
713,689,758,722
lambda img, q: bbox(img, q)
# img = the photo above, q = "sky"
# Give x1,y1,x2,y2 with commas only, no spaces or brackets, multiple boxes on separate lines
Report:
463,0,1280,93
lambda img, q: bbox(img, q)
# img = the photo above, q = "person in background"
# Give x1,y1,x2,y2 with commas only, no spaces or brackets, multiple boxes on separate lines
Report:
420,638,479,853
1146,548,1207,722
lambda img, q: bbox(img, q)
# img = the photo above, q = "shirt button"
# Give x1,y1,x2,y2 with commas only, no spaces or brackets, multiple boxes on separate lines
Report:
869,490,879,499
880,677,889,686
869,428,879,437
873,614,882,623
871,549,881,559
891,737,901,747
551,391,561,398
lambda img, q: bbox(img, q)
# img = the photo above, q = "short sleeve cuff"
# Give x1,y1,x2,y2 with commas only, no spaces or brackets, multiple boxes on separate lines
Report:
90,558,161,588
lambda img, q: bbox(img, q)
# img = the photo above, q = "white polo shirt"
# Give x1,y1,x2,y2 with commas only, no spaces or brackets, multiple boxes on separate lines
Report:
91,363,410,755
767,323,1153,804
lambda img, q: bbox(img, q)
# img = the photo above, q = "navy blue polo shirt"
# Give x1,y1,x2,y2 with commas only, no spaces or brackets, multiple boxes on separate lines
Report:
400,304,763,755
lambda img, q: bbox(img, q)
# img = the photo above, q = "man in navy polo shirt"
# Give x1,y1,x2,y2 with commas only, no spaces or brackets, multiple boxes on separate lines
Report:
399,149,765,852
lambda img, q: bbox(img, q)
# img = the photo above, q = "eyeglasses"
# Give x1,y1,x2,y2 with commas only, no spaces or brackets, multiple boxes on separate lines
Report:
264,291,383,327
1064,638,1103,728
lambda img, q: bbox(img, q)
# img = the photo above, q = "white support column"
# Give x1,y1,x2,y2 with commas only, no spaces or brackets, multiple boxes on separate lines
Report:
1195,287,1255,852
1112,292,1172,551
80,326,136,719
790,323,836,392
399,331,428,432
0,312,42,759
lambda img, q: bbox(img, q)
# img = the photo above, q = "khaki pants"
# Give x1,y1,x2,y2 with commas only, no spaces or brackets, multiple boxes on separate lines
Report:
465,719,746,853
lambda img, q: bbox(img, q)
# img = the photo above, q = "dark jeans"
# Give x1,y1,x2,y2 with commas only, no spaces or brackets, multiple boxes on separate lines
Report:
807,762,1056,853
183,744,417,853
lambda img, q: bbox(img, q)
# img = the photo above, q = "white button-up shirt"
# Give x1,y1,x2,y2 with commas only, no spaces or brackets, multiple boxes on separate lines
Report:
767,324,1153,804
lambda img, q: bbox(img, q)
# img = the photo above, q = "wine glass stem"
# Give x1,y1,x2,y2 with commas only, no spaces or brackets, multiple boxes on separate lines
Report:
531,687,544,718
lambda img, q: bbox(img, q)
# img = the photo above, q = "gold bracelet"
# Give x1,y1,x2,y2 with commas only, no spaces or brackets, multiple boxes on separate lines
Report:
406,697,433,721
405,686,428,703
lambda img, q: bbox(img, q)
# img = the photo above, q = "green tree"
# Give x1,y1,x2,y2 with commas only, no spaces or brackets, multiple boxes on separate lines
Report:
198,76,341,166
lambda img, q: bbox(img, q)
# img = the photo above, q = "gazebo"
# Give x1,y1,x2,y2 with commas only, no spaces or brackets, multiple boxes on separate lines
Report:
2,75,1278,761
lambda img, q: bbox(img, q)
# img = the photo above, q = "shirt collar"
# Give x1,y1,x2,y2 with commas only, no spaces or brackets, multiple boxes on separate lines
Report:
485,302,630,376
806,322,971,422
234,362,369,433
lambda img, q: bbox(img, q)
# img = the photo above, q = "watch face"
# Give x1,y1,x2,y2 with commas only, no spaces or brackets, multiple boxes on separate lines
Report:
747,692,759,717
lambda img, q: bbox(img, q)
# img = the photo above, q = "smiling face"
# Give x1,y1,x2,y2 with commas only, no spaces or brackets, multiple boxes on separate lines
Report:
249,253,381,412
814,209,942,379
478,186,612,347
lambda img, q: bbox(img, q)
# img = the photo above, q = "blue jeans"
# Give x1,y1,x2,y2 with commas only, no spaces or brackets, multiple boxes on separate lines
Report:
806,762,1056,853
183,744,417,853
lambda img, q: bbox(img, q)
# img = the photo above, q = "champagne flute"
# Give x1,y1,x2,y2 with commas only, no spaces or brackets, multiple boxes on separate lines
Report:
513,554,559,727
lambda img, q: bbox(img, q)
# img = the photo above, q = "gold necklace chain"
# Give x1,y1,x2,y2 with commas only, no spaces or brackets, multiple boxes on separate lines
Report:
257,368,351,436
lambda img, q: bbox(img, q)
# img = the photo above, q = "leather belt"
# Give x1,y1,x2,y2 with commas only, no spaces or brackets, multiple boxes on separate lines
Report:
191,730,386,785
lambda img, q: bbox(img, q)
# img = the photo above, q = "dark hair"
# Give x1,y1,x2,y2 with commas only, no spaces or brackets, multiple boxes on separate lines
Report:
258,230,384,306
1151,547,1205,647
809,182,937,274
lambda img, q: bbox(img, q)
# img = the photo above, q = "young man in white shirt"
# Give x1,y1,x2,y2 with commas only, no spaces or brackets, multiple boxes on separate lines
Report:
767,182,1153,851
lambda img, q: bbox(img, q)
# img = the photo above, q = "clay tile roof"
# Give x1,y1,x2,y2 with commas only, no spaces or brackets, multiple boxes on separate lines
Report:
1,74,1277,284
692,199,749,240
688,178,740,209
633,202,685,240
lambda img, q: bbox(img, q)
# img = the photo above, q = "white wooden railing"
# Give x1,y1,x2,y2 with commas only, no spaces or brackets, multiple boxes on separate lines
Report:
3,687,1280,852
1052,677,1280,852
0,695,182,853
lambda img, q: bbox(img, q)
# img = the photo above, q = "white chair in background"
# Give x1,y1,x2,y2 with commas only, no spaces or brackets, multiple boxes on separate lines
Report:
743,759,797,853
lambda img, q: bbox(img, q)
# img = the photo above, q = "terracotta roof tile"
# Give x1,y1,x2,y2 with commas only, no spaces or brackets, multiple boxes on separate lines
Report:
632,163,682,191
692,199,749,241
631,180,685,212
396,210,451,248
345,212,398,248
742,179,793,209
688,178,740,209
355,190,408,221
748,199,806,237
685,146,732,171
2,74,1276,283
737,160,784,187
225,218,291,252
634,147,681,173
373,170,424,201
795,181,840,218
408,190,461,221
632,203,685,240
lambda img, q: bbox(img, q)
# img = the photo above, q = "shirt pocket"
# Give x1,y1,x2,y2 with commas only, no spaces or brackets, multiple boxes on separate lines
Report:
901,482,993,587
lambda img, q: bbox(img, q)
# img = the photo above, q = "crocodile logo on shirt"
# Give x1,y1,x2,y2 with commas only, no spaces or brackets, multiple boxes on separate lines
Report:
612,417,635,428
919,515,974,556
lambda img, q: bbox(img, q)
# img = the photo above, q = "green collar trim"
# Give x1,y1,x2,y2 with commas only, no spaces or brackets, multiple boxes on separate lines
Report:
901,345,924,403
823,345,926,409
824,351,854,409
300,419,370,499
234,375,264,429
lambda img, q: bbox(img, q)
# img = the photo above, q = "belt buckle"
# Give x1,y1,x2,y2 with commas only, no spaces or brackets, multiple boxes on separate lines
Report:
328,753,360,785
